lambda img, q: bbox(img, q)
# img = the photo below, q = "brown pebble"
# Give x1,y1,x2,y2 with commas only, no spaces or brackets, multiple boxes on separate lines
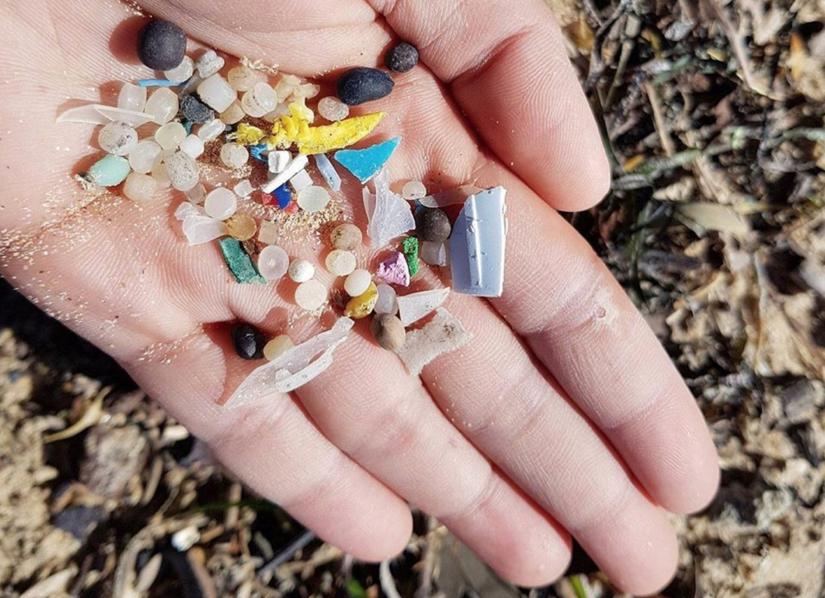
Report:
370,314,406,351
416,208,451,243
330,222,362,250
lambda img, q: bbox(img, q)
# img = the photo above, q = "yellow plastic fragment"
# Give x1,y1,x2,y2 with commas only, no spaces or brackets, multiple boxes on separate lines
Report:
268,103,385,155
344,282,378,319
233,123,266,145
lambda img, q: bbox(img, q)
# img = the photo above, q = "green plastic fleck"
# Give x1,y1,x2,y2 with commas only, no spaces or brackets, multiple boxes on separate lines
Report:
402,236,420,277
218,237,266,284
87,154,131,187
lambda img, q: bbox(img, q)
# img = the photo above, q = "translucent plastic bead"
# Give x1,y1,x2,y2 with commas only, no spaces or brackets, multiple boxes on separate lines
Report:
263,335,293,361
317,96,349,122
296,82,321,99
195,50,225,78
225,213,257,241
117,82,147,112
220,143,249,169
241,82,277,117
227,65,260,92
295,279,327,311
144,88,179,125
275,74,301,101
179,134,204,159
325,250,356,277
204,187,237,220
151,151,171,188
197,118,226,141
420,240,447,266
163,55,194,82
197,74,237,112
330,223,362,250
154,121,187,151
233,179,254,198
344,269,371,297
402,180,427,200
296,185,330,213
164,151,200,192
220,101,245,125
257,245,289,281
98,121,138,156
123,172,157,202
186,182,206,204
288,259,315,283
374,283,398,315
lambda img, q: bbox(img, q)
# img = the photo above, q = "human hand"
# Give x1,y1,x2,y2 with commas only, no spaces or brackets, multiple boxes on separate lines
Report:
0,1,719,593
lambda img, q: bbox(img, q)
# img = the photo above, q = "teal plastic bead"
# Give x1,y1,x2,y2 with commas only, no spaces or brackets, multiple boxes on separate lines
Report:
87,154,131,187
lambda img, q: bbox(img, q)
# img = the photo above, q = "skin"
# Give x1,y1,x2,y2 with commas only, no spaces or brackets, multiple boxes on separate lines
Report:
0,1,720,593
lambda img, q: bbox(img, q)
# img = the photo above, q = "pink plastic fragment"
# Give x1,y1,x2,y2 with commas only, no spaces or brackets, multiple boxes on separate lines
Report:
376,251,410,287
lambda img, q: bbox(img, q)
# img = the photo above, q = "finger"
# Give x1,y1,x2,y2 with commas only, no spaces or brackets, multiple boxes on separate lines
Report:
282,326,572,587
478,162,720,514
367,0,611,211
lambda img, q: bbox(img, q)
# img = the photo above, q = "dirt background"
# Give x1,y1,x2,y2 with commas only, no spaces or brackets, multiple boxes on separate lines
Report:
2,0,825,596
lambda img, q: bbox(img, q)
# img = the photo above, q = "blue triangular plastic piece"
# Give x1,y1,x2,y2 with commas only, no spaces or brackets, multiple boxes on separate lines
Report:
333,137,401,183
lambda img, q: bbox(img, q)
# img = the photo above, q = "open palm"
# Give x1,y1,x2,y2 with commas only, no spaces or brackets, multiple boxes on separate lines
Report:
0,0,719,593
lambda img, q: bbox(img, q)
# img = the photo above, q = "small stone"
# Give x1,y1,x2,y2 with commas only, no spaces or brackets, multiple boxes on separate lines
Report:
402,236,420,277
344,268,371,297
138,20,187,71
386,42,419,73
289,169,313,193
197,75,237,113
87,154,131,187
225,213,257,241
402,180,426,200
179,134,204,158
232,323,266,359
376,251,410,287
268,150,291,174
220,143,249,169
164,151,200,191
123,172,157,202
204,187,237,220
317,96,350,122
144,88,179,124
227,65,261,92
219,101,245,125
370,314,406,350
325,250,357,276
374,283,398,315
288,259,315,283
297,185,330,213
197,117,226,141
330,223,362,250
128,140,162,174
180,94,214,124
344,282,378,319
163,55,194,82
337,67,395,106
334,136,400,183
98,121,138,156
233,179,254,198
195,49,225,78
263,335,294,361
241,82,277,117
257,221,279,245
117,82,147,112
154,121,187,150
416,207,451,243
420,240,447,266
295,279,327,311
257,245,289,281
219,237,265,283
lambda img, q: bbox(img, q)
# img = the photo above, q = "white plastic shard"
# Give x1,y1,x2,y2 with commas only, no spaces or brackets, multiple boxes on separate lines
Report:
227,318,355,407
364,170,416,249
395,308,472,375
182,214,227,245
314,153,342,192
95,105,156,127
396,287,451,326
174,201,200,221
56,104,154,127
261,153,309,193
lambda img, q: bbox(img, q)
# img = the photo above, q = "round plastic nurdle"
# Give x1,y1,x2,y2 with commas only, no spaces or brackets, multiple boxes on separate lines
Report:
129,140,162,174
241,82,277,117
204,187,238,220
231,323,266,360
98,121,138,156
164,151,200,192
386,42,419,73
227,66,260,92
330,223,362,250
370,314,406,351
374,283,398,315
118,83,147,112
325,250,357,277
344,269,372,297
297,186,330,213
263,335,294,361
401,180,427,200
197,75,237,113
317,96,350,122
138,20,187,71
154,121,186,151
163,56,194,82
288,259,315,283
198,118,226,141
295,280,327,311
220,143,249,169
225,213,257,241
337,67,395,106
123,173,157,202
258,245,289,281
144,88,179,124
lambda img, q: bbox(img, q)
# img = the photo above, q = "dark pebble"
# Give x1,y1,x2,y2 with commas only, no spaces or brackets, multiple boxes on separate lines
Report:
180,94,214,124
416,207,452,243
337,67,395,106
138,20,187,71
370,314,406,351
231,323,266,360
386,42,419,73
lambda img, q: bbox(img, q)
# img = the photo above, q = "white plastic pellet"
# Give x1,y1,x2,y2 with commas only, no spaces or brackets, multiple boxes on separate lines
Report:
144,88,179,125
117,82,147,112
402,180,427,200
197,74,237,112
289,169,313,193
195,50,225,78
154,121,187,151
317,96,349,122
220,143,249,169
197,117,225,141
179,134,205,159
164,56,194,83
257,245,290,281
123,173,157,202
325,250,356,277
295,279,327,311
227,65,260,92
164,151,200,192
129,140,162,174
288,259,315,283
233,179,254,198
204,187,238,220
344,269,371,297
98,121,138,156
296,185,330,213
268,150,290,174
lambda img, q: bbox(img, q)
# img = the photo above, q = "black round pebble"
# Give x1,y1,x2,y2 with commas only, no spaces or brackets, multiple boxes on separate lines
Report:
386,42,419,73
180,94,214,124
231,324,266,360
138,20,187,71
337,67,395,106
416,208,452,243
